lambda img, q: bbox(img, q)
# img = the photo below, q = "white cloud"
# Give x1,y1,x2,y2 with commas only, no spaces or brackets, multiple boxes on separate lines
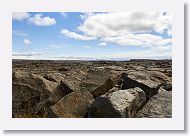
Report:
60,12,67,18
50,44,61,48
98,42,107,46
23,39,31,45
102,33,172,47
28,14,56,26
12,12,31,20
78,12,172,37
60,29,96,40
82,45,90,48
80,12,96,20
13,30,28,36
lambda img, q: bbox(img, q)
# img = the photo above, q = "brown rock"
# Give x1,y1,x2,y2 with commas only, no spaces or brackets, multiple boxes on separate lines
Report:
50,91,94,118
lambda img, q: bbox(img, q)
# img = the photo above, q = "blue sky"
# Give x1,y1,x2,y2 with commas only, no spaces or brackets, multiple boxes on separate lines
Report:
12,12,172,60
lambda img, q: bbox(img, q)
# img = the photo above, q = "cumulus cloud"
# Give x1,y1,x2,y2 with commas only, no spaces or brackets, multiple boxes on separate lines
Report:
102,34,172,47
28,14,56,26
78,12,172,37
23,39,31,45
12,12,31,20
60,29,96,40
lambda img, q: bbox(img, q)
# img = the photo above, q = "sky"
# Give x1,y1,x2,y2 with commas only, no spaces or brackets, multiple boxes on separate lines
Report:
12,12,172,60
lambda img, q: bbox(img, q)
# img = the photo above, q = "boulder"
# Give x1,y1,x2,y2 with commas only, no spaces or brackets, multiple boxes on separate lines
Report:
48,80,74,105
120,73,161,99
81,68,114,97
91,79,114,98
34,80,74,115
50,91,94,118
13,71,57,94
136,88,172,118
12,71,58,117
88,87,146,118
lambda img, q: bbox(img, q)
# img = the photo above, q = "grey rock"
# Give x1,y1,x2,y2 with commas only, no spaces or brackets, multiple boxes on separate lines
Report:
120,73,161,99
136,88,172,118
88,87,146,118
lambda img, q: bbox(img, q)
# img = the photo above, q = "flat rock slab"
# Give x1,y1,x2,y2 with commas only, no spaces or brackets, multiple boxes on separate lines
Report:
88,87,146,118
50,91,94,118
136,88,172,118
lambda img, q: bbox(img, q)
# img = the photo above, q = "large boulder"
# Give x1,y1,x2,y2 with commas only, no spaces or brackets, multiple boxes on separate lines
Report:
120,73,161,99
88,87,146,118
34,80,75,115
91,79,114,98
136,88,172,118
81,68,114,98
50,91,94,118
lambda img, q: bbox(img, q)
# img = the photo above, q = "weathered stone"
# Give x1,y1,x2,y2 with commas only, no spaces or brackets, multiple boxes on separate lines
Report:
13,71,57,94
34,80,75,115
120,73,161,99
91,79,114,98
12,83,41,117
136,88,172,118
81,68,114,97
50,91,94,118
12,71,58,117
88,87,146,118
48,80,74,105
43,73,65,82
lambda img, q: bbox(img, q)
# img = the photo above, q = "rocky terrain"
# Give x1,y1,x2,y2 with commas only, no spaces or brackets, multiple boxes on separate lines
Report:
12,59,172,118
